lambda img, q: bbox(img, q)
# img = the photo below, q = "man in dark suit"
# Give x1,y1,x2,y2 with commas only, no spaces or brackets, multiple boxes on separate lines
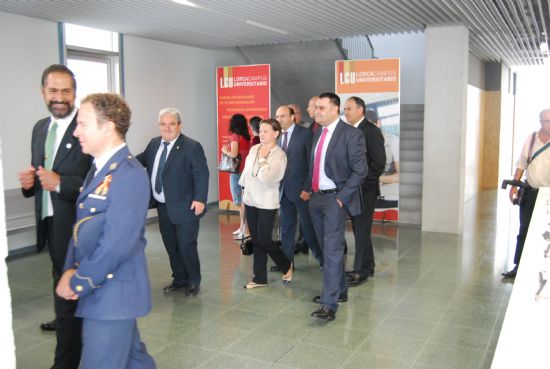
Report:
57,92,156,369
344,97,386,286
275,105,321,265
18,64,90,369
308,93,367,322
306,95,320,133
137,108,209,296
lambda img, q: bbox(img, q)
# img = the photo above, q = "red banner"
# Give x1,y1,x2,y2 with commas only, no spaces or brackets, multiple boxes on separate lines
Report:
216,64,270,210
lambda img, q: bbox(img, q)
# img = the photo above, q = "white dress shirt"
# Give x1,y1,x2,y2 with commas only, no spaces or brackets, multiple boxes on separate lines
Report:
93,143,127,175
314,118,339,190
279,123,296,148
151,134,180,203
44,108,77,218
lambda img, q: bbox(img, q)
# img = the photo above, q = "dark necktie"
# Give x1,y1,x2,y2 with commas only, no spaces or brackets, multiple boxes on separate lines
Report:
281,131,288,151
155,142,170,194
84,163,97,188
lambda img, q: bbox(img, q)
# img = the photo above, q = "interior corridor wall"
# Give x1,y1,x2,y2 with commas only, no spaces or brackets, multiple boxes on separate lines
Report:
0,11,59,190
123,36,248,204
369,32,426,104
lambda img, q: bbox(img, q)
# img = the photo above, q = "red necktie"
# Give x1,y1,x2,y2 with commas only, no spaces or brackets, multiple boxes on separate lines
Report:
312,128,328,192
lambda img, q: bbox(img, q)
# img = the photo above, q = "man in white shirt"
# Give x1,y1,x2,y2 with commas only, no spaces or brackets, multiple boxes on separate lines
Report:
307,93,367,322
502,109,550,278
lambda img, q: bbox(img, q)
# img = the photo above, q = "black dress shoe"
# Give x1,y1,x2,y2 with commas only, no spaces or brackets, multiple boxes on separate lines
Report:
311,307,336,321
186,284,200,296
294,242,309,255
40,319,57,331
313,295,347,303
347,273,368,287
163,283,186,293
345,270,355,276
501,266,518,278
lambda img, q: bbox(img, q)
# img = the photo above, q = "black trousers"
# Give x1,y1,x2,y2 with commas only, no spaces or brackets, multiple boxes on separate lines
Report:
514,188,539,266
44,217,82,369
245,205,291,284
157,204,201,286
350,184,377,277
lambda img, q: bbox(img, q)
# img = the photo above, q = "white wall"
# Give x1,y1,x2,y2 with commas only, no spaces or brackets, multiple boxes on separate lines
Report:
370,32,426,104
468,52,485,89
0,12,59,189
123,36,248,203
422,25,469,234
0,142,15,368
465,85,484,202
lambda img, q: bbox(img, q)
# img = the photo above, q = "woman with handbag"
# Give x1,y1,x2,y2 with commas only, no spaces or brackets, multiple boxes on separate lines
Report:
239,118,292,288
221,114,251,239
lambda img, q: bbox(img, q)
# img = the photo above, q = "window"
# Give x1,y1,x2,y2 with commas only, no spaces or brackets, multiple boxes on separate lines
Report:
63,23,122,105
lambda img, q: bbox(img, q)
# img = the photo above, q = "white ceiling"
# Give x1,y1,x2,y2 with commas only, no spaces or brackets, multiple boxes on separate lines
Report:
1,0,548,66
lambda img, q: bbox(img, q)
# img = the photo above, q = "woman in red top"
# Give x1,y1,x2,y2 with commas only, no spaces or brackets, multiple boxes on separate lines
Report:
221,114,251,239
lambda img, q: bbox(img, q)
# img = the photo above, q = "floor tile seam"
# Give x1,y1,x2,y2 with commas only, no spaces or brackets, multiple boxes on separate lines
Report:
481,293,510,366
14,337,51,355
336,285,407,369
194,350,274,369
406,281,462,369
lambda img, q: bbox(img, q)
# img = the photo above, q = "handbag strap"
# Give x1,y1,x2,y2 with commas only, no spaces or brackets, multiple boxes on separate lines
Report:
527,132,550,165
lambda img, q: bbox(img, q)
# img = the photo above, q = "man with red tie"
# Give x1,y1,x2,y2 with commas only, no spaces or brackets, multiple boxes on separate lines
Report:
307,92,367,322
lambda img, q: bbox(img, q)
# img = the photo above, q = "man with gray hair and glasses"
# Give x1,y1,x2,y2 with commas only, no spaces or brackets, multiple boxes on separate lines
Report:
137,107,209,296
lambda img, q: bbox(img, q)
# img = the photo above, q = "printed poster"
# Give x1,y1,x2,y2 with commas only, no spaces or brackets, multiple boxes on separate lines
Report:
216,64,270,210
336,58,400,221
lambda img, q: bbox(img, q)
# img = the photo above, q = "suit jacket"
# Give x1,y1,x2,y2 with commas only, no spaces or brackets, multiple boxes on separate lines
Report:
137,133,209,224
64,146,152,320
307,120,367,216
357,119,386,195
281,124,313,201
22,115,91,253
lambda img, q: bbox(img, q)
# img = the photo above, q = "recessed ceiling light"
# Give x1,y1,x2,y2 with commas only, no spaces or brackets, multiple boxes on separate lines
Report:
172,0,200,8
245,20,288,35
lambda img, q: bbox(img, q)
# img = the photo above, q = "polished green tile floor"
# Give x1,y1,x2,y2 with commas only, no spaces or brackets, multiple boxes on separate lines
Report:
8,190,517,368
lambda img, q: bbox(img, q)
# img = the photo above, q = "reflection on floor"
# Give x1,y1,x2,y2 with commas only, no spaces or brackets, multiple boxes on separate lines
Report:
9,190,518,369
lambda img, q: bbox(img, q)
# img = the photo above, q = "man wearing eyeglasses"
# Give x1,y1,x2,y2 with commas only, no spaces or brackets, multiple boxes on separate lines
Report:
275,105,321,268
502,109,550,278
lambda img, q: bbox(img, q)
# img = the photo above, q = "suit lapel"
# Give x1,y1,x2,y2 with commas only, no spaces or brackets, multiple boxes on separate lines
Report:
163,134,184,172
52,116,79,170
285,125,300,156
325,120,344,162
36,119,50,166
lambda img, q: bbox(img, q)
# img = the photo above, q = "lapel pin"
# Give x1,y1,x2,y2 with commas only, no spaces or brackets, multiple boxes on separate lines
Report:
109,163,118,170
176,146,180,150
66,143,72,149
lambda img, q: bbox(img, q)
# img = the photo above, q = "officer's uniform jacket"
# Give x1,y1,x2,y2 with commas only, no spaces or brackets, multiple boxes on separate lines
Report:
64,145,152,320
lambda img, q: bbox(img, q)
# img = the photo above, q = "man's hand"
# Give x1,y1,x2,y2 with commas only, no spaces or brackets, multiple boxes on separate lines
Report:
37,166,61,192
509,187,518,204
56,269,79,300
336,198,343,208
18,166,36,190
299,191,310,201
191,201,205,216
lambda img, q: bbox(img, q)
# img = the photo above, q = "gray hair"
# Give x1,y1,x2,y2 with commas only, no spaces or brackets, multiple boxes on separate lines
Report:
158,107,182,124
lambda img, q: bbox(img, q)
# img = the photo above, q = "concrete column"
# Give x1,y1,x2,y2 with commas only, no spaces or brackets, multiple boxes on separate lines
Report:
422,26,469,233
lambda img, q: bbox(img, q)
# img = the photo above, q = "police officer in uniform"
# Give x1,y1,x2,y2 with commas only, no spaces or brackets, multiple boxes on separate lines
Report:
56,93,156,369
